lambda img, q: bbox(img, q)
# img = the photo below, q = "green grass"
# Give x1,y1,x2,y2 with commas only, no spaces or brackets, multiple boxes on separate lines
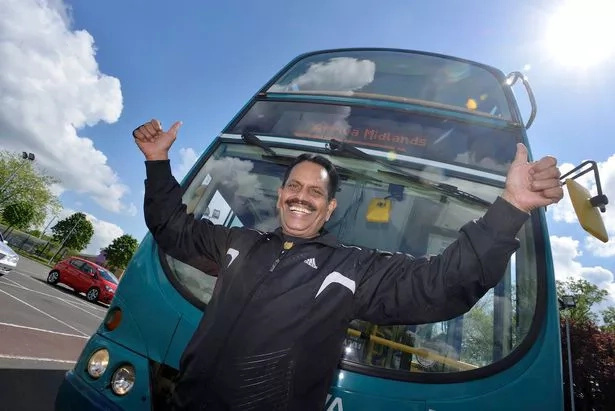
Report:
14,249,54,268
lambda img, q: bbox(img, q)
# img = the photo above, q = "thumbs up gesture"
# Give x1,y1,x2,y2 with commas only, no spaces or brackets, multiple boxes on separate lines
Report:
502,143,564,213
133,119,182,161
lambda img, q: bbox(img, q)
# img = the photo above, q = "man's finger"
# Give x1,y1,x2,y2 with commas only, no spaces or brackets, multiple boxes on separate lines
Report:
542,186,564,201
143,122,158,137
531,178,561,191
167,121,182,136
530,156,557,174
133,128,147,141
531,166,561,181
513,143,528,163
152,119,162,131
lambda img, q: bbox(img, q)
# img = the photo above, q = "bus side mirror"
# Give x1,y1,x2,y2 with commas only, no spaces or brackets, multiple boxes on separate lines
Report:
566,179,608,242
561,161,609,243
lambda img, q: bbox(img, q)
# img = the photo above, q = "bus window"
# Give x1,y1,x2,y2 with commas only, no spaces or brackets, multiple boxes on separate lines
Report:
268,50,513,121
160,141,539,376
229,101,518,176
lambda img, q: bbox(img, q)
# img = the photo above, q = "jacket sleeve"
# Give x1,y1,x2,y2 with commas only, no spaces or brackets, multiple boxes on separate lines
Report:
352,197,529,325
143,160,231,267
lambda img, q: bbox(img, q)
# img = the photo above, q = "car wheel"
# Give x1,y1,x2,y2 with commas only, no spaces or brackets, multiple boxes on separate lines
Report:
47,270,60,284
86,287,100,302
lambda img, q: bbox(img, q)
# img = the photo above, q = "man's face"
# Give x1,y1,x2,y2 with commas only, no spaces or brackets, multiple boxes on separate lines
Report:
277,161,337,239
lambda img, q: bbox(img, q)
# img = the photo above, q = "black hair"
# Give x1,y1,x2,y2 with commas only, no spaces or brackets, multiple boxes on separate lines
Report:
281,154,339,201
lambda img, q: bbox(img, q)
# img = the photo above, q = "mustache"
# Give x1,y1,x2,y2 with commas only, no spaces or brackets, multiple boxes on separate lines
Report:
285,199,316,211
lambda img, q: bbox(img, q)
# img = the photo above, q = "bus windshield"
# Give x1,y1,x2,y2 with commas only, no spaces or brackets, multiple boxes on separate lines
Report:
268,50,514,121
164,141,538,376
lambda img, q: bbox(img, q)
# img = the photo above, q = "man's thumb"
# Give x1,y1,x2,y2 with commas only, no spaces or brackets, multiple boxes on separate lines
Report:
168,121,182,136
513,143,528,163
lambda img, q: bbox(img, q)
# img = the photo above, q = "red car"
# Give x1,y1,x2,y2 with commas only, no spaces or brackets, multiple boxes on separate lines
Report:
47,257,118,304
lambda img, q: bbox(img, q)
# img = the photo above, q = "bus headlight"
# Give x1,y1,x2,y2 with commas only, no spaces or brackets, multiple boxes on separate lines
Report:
87,349,109,379
111,364,136,395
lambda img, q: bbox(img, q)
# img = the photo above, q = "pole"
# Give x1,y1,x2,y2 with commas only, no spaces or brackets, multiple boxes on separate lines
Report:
48,219,80,264
565,316,575,411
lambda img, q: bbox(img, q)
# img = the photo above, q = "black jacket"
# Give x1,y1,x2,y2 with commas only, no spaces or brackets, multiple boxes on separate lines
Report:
144,160,529,410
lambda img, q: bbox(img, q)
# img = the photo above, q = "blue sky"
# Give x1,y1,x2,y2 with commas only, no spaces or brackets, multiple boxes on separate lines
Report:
2,0,615,305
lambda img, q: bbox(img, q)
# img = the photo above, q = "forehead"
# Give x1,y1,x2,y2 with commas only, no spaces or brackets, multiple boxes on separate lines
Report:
287,161,329,187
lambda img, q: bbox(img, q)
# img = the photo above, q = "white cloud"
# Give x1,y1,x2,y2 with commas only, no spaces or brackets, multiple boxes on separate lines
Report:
269,57,376,92
549,154,615,256
550,235,615,307
125,203,138,217
0,0,129,213
173,147,199,181
83,213,124,255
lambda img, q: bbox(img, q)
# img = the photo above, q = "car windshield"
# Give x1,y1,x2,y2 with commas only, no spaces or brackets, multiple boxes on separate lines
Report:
98,268,119,284
161,142,539,376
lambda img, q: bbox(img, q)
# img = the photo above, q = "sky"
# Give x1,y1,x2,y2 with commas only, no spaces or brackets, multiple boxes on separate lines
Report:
1,0,615,309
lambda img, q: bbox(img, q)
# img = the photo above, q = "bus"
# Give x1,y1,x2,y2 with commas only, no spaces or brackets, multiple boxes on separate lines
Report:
55,48,609,410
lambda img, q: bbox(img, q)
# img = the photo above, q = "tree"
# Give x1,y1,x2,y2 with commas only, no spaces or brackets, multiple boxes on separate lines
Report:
0,150,61,226
104,234,139,270
560,319,615,410
50,212,94,252
602,307,615,333
556,278,608,323
2,202,35,235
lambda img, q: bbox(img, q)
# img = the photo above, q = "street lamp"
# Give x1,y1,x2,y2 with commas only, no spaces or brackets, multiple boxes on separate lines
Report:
0,151,36,195
559,295,577,411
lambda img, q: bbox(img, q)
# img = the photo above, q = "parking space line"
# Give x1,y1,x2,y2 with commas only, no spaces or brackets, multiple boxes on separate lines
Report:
0,281,105,320
0,353,76,364
0,321,89,339
11,270,108,312
0,288,89,337
0,276,28,290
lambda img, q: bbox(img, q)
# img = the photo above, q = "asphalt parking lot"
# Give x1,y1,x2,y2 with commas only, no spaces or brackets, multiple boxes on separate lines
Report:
0,256,108,410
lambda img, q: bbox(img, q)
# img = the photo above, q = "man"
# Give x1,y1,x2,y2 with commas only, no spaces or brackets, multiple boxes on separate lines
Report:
134,119,563,410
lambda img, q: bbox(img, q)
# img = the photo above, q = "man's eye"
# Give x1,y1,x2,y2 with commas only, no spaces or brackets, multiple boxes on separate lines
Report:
310,189,324,197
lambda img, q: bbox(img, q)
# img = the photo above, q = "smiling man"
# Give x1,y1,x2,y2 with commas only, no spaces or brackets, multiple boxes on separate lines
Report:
134,119,563,411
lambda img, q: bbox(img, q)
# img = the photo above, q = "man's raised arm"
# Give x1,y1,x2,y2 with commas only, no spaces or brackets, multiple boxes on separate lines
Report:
352,143,564,325
134,119,231,266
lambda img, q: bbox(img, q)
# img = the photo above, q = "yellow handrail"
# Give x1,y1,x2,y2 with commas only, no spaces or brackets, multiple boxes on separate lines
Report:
346,328,478,371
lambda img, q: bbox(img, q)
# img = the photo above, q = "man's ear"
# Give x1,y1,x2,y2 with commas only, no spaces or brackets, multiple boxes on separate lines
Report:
326,198,337,221
276,187,283,210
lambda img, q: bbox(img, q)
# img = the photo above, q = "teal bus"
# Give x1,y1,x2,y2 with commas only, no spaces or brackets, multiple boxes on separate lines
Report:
55,48,608,410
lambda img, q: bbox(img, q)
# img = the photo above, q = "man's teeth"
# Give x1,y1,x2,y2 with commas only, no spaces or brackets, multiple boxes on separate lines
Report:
289,205,312,214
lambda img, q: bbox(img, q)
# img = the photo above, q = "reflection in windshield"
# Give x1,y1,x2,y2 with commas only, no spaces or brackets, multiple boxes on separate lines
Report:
98,268,118,284
270,57,375,93
268,50,512,120
230,101,517,175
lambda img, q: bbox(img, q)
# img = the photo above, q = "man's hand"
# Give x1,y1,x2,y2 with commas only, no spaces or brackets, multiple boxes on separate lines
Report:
502,143,564,213
133,119,182,161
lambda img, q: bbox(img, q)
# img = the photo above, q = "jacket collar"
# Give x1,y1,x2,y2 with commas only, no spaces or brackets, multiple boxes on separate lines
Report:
269,227,340,248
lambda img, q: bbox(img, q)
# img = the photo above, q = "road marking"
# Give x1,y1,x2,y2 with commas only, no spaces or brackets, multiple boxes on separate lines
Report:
0,276,28,290
0,321,89,339
0,353,76,364
11,270,107,312
0,281,105,320
0,288,89,337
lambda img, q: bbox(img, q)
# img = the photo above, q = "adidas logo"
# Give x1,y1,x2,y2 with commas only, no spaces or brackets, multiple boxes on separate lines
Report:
304,257,318,269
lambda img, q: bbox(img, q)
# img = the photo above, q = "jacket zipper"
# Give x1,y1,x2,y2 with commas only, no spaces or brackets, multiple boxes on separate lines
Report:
269,249,287,271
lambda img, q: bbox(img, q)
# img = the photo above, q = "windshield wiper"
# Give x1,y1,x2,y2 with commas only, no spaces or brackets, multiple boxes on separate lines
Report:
241,131,277,156
327,139,491,207
327,139,422,183
240,133,379,183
